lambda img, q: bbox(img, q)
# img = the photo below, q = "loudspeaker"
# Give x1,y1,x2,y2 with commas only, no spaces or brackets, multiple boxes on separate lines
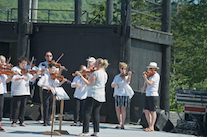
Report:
25,103,40,121
140,109,174,131
130,92,145,122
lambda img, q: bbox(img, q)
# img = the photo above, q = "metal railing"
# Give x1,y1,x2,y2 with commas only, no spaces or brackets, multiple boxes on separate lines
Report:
131,0,162,25
0,8,102,24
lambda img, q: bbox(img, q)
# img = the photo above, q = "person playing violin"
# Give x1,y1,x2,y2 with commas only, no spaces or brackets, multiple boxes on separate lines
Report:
10,56,41,127
0,55,6,65
37,51,56,123
26,58,38,100
141,62,160,132
71,65,87,126
37,63,67,126
86,57,96,70
76,58,109,137
111,62,134,129
0,62,18,131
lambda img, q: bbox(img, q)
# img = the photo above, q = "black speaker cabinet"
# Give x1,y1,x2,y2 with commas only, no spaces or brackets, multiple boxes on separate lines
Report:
25,103,40,121
140,109,174,131
130,92,145,122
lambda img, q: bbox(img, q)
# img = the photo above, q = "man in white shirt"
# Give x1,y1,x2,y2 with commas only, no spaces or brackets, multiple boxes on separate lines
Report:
38,63,67,126
141,62,160,132
37,51,54,122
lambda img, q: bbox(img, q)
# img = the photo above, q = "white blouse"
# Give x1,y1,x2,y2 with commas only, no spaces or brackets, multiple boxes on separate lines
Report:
111,74,134,99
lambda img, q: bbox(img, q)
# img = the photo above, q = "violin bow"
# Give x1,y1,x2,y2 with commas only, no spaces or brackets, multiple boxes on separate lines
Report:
30,56,34,69
55,53,64,63
6,56,11,65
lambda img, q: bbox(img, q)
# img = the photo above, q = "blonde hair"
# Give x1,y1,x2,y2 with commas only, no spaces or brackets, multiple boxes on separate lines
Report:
119,62,127,69
0,55,6,61
96,58,109,69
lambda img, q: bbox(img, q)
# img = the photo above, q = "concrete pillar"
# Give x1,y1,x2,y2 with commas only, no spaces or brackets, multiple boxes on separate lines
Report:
106,0,113,25
17,0,30,58
32,0,38,23
75,0,82,24
160,0,171,114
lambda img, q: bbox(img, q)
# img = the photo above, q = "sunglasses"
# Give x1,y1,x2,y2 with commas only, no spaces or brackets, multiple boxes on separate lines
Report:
46,55,52,57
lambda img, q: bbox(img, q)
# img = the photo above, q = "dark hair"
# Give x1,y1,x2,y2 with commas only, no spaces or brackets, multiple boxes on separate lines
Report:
17,56,28,64
48,63,56,68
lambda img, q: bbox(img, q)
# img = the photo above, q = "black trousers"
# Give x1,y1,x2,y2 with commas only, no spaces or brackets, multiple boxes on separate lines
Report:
11,95,28,123
0,94,4,121
83,97,102,133
42,89,53,123
74,98,85,123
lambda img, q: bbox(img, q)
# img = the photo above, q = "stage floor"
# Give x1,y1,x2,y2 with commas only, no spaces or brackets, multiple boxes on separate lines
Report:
0,117,195,137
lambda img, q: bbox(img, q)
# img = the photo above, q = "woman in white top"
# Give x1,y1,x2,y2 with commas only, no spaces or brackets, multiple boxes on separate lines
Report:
71,65,87,126
141,62,160,132
0,61,18,131
11,56,40,127
76,58,109,137
111,62,134,129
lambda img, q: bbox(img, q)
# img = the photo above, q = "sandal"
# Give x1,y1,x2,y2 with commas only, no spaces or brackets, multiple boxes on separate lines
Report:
115,125,121,129
143,127,149,131
91,133,98,136
144,127,154,132
76,133,88,136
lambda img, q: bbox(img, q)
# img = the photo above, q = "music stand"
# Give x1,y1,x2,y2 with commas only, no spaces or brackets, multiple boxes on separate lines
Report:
43,87,70,136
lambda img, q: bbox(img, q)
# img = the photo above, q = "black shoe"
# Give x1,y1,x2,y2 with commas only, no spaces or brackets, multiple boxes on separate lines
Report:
71,123,77,126
121,125,125,129
115,125,121,129
43,122,51,126
0,126,5,132
46,122,51,126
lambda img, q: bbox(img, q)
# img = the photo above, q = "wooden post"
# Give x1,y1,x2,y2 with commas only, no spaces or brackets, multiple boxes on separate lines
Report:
43,95,61,136
54,99,69,134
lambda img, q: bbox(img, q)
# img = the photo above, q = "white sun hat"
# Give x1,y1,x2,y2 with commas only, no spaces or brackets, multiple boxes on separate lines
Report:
86,57,96,63
146,62,159,69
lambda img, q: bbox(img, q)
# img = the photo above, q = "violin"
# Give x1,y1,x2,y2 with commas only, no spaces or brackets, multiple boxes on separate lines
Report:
144,70,155,77
0,69,22,76
72,68,97,76
50,73,71,83
120,71,135,79
21,68,37,75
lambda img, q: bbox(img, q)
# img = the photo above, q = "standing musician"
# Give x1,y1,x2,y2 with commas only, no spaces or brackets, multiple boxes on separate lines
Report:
37,63,67,126
141,62,160,132
26,58,38,102
71,65,87,126
0,55,6,65
86,57,96,70
0,57,18,131
10,56,41,127
76,58,109,137
38,51,55,123
111,62,134,129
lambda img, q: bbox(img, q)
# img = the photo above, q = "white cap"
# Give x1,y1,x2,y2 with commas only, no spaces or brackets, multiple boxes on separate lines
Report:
86,57,96,63
147,62,159,69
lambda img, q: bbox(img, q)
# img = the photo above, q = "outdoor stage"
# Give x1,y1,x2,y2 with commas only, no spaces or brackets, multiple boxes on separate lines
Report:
0,114,195,137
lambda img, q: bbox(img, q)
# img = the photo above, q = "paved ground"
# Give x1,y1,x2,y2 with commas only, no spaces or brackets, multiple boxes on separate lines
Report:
0,117,196,137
